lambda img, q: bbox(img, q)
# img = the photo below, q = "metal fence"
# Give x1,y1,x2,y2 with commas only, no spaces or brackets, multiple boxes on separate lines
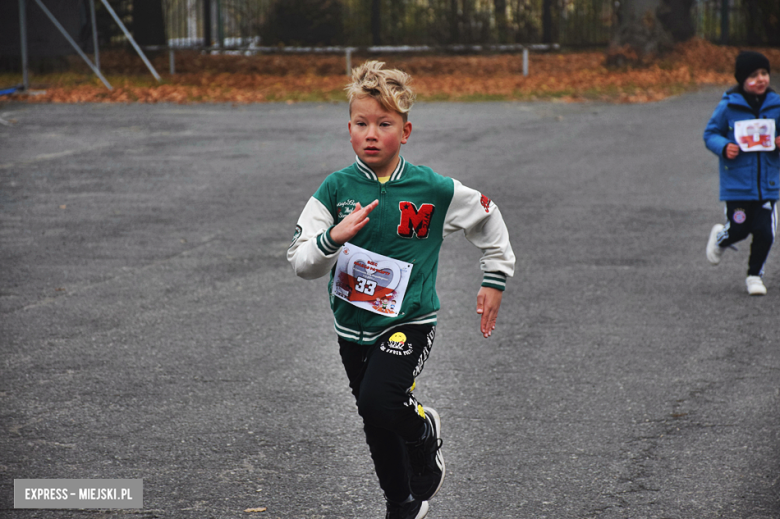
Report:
158,0,616,49
120,0,775,50
694,0,779,47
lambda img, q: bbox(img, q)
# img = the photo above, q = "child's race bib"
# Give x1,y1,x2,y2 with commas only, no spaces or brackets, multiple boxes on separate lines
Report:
734,119,776,152
332,242,413,318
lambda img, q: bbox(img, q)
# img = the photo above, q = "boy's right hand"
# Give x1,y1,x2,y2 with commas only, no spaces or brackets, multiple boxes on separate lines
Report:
329,199,379,245
725,143,740,159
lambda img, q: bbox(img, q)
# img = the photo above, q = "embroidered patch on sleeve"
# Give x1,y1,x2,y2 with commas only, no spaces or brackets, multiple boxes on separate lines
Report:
289,224,302,248
480,194,491,213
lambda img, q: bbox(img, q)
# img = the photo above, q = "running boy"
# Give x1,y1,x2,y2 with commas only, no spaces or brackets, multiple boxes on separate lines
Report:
287,61,515,519
704,50,780,295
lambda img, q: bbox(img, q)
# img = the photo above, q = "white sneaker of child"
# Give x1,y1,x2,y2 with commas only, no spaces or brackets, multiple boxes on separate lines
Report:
706,224,725,265
746,276,767,296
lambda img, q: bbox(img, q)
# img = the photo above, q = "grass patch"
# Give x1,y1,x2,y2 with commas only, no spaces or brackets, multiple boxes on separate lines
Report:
417,92,453,102
454,93,510,102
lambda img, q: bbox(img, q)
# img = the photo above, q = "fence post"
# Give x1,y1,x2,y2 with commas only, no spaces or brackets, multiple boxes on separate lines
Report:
169,48,175,75
18,0,29,91
88,0,99,70
720,0,729,44
522,48,528,77
346,48,352,76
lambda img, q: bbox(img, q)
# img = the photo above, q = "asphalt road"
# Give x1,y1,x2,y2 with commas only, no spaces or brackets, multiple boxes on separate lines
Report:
1,86,779,519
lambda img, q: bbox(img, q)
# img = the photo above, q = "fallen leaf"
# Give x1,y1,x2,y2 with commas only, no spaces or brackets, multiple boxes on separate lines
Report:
7,39,778,105
244,507,267,513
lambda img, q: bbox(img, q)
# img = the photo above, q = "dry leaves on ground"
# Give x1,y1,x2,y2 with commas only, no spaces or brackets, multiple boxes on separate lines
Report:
3,38,779,105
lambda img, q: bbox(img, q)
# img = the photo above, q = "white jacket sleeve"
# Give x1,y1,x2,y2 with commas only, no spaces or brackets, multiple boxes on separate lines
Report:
287,196,342,280
443,180,516,290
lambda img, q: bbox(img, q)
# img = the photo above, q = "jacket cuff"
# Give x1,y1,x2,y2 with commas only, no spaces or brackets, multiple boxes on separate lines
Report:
481,272,507,291
316,226,341,256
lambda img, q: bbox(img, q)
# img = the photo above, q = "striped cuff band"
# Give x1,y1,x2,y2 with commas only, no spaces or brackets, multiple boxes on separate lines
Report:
316,226,341,256
481,272,507,291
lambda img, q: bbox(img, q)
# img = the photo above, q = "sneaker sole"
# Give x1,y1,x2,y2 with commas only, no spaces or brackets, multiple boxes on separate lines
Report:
415,501,429,519
422,406,445,501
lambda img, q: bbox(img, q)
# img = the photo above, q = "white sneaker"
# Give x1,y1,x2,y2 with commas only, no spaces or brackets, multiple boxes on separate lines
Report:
706,224,725,265
746,276,767,296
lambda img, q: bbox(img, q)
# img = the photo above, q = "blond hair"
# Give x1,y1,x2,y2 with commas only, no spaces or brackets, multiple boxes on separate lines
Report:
346,61,415,121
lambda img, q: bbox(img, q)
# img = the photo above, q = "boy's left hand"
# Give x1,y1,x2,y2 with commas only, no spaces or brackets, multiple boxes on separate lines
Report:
476,286,503,338
776,136,780,148
329,199,379,245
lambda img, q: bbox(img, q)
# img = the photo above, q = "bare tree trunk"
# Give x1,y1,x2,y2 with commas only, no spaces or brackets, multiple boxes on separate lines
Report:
542,0,553,44
133,0,166,46
607,0,693,67
494,0,507,43
745,0,759,46
656,0,695,42
450,0,459,44
744,0,780,46
203,0,211,47
371,0,381,46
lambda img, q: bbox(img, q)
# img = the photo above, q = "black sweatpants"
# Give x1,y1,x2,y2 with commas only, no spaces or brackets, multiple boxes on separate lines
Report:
717,200,777,276
338,324,435,503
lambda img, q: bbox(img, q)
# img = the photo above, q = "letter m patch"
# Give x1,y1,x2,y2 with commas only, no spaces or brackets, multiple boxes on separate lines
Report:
397,201,435,239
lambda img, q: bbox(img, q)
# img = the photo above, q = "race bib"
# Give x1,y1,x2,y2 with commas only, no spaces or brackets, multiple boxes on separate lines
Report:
734,119,776,152
332,242,413,318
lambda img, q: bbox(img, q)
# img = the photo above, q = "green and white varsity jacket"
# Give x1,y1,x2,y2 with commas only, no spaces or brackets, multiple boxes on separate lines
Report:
288,156,516,345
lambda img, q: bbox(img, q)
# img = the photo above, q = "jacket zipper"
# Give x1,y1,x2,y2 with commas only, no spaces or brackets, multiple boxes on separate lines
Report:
756,110,765,202
356,180,388,344
379,182,388,229
361,181,388,343
757,144,763,202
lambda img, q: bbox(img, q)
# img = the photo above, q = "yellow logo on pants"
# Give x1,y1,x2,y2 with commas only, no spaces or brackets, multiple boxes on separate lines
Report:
381,331,413,356
389,332,407,344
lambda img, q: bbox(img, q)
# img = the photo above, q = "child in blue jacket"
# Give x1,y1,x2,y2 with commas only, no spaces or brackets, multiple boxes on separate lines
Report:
704,51,780,295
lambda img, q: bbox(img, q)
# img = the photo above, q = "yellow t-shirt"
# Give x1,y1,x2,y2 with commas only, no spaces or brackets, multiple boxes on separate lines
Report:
377,176,390,184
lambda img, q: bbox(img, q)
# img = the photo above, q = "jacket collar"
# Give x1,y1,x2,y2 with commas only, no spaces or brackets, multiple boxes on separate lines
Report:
726,86,780,111
355,155,407,182
765,88,780,109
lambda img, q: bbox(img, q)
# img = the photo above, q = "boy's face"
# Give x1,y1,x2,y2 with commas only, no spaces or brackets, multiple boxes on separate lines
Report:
744,68,770,95
349,96,412,177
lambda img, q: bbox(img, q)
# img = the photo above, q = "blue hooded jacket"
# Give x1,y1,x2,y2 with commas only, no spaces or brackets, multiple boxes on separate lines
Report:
703,87,780,201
